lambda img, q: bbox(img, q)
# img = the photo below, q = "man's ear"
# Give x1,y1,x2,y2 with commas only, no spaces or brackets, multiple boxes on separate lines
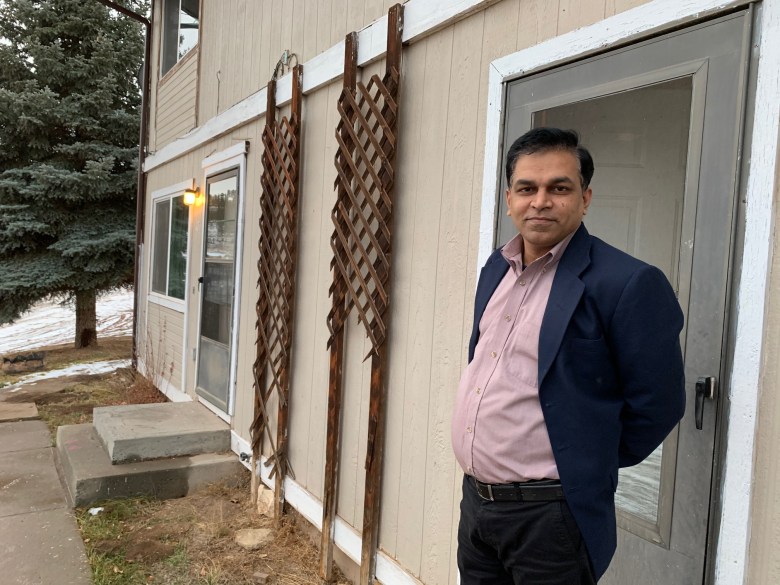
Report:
582,187,593,215
505,187,511,215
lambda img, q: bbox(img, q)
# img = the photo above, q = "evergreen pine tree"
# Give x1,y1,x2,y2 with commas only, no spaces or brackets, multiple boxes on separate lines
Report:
0,0,146,347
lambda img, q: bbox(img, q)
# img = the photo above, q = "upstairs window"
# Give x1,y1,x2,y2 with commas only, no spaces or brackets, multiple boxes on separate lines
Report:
161,0,199,76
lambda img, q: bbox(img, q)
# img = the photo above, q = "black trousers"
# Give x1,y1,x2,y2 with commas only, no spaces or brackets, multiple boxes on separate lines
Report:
457,476,597,585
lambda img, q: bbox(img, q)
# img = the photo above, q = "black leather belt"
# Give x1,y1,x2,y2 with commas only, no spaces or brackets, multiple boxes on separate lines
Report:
471,476,565,502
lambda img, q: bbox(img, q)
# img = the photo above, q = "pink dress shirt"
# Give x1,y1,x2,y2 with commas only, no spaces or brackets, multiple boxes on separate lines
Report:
451,231,575,484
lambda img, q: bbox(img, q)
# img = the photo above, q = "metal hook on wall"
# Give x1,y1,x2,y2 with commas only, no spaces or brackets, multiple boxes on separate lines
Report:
272,49,299,80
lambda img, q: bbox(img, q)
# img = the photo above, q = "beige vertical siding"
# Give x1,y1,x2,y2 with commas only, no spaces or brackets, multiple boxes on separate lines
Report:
286,79,344,501
382,27,459,579
558,0,605,32
605,0,651,17
196,0,389,125
149,0,391,156
155,52,199,149
747,157,780,585
143,302,185,392
138,0,673,583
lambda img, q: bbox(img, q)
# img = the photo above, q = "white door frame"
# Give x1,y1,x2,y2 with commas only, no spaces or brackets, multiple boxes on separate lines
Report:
477,1,780,584
195,141,249,421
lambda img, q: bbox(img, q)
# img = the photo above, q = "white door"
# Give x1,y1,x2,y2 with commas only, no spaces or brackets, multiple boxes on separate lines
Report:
196,168,240,413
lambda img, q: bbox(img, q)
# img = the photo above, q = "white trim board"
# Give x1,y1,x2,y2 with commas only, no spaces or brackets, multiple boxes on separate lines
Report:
230,432,421,585
150,179,194,200
477,2,779,585
201,141,248,169
143,0,501,172
147,293,185,313
717,1,779,583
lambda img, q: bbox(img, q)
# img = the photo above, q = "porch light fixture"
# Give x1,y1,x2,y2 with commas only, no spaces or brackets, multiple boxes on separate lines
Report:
183,187,202,206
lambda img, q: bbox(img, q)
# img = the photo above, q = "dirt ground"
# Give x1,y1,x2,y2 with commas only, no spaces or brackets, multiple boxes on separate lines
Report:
77,474,351,585
0,336,351,585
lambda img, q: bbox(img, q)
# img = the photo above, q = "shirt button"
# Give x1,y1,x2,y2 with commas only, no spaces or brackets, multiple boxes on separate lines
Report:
475,387,481,394
519,280,526,286
542,268,547,273
467,466,472,473
466,426,473,433
490,351,497,358
504,315,511,321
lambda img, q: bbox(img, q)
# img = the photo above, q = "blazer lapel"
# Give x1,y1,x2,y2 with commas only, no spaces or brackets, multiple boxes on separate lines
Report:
469,251,510,361
476,253,510,323
538,225,591,387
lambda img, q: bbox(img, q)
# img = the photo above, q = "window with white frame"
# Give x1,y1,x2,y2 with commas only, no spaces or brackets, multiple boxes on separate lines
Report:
151,190,189,301
160,0,199,76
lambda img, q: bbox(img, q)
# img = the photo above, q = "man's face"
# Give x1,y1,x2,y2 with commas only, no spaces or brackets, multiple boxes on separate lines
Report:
505,149,592,264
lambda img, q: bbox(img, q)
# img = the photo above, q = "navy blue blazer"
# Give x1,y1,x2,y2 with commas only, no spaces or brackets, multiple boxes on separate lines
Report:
468,224,685,579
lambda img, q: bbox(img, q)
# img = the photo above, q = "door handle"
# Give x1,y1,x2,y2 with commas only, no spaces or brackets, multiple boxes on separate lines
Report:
695,376,717,430
197,276,204,289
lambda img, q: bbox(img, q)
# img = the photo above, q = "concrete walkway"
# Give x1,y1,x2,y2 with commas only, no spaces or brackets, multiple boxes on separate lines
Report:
0,408,92,584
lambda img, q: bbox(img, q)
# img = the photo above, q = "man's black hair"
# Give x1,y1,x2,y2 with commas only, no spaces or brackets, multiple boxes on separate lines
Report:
505,127,595,189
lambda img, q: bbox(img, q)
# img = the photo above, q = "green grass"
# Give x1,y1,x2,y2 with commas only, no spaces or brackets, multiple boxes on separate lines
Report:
76,498,163,585
89,554,144,585
164,544,190,570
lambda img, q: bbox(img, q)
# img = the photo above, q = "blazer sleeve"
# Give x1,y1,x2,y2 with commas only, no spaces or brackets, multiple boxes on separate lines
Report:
608,264,686,467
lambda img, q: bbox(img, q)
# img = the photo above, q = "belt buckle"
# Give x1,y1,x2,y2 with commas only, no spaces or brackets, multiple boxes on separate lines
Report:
486,483,494,501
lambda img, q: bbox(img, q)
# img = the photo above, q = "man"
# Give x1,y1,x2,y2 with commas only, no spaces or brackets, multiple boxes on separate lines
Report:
452,127,685,584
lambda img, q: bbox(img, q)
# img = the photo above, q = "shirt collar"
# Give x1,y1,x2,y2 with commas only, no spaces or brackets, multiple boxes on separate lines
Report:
501,229,578,275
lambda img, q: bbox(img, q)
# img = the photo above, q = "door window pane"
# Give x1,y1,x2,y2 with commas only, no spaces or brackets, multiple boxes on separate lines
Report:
531,77,693,524
204,176,238,260
200,261,234,344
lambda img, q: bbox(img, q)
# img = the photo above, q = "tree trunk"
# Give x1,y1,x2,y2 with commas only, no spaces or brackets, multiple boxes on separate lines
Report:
75,289,98,348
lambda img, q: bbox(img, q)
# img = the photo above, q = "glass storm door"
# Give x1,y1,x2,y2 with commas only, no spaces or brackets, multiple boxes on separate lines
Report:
500,12,749,584
196,169,240,413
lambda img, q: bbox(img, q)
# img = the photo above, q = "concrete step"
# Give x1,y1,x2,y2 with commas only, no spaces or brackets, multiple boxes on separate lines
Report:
0,402,39,422
93,402,230,464
56,423,243,507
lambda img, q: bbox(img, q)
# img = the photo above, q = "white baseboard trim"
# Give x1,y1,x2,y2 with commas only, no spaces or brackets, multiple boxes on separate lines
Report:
160,383,191,403
229,431,419,584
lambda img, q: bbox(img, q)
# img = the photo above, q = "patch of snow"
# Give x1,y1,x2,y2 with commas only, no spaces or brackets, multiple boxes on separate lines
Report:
7,359,131,389
0,290,133,355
